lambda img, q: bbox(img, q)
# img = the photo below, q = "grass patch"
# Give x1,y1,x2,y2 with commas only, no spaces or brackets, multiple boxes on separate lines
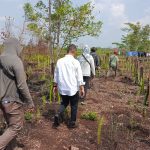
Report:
81,111,97,121
24,112,33,122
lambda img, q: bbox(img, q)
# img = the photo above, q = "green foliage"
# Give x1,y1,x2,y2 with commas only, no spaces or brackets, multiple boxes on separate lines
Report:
49,80,53,104
36,107,41,120
40,74,46,81
57,92,61,104
42,95,47,108
0,45,3,54
113,22,150,52
24,112,33,122
24,0,102,48
97,116,105,145
26,66,33,78
139,78,145,95
81,111,97,121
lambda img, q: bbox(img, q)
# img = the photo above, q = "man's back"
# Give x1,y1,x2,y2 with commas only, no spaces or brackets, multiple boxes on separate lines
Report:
54,55,83,96
109,54,119,68
0,38,33,105
78,54,95,77
91,52,100,67
0,38,34,150
0,55,19,100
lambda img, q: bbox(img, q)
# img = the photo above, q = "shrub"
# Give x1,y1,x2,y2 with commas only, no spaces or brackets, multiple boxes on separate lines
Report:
81,112,97,121
24,112,33,122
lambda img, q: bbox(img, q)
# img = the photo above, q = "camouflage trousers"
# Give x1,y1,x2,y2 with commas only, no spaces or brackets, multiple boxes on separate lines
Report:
0,101,24,150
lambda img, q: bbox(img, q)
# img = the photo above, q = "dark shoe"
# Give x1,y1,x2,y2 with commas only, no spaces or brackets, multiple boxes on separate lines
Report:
59,113,64,124
67,121,78,129
52,115,60,128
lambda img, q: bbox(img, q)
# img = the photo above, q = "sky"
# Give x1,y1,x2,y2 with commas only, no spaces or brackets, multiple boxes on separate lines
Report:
0,0,150,47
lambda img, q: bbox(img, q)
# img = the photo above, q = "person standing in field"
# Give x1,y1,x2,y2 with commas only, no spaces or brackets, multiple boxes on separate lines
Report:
0,38,35,150
53,44,85,128
90,47,100,70
77,45,95,105
108,49,119,77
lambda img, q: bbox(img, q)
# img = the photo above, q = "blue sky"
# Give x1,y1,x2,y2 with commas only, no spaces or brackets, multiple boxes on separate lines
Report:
0,0,150,47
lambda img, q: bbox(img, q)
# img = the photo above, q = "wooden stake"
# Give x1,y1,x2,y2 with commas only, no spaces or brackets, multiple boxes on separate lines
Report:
148,72,150,107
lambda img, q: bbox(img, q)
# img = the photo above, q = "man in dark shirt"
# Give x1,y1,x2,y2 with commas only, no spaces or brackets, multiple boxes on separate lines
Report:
90,47,100,70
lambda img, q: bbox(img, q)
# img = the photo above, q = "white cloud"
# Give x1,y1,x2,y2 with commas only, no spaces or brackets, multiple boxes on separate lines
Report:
110,3,125,17
0,16,5,22
110,3,128,27
91,0,128,27
133,7,150,25
140,7,150,25
139,15,150,25
145,7,150,14
18,4,23,10
1,0,20,1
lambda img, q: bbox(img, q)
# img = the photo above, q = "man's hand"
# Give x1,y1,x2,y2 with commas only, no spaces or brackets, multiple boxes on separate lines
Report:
53,86,58,94
53,83,58,94
79,85,85,98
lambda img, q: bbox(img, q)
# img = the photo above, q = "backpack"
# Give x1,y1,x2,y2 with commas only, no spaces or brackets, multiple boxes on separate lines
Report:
109,56,116,68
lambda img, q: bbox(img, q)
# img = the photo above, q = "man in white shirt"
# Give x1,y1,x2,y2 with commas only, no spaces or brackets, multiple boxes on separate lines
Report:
77,45,95,104
53,44,85,128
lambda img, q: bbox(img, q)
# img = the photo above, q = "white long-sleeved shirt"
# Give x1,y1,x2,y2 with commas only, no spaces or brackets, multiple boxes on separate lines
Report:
54,55,84,96
77,54,95,77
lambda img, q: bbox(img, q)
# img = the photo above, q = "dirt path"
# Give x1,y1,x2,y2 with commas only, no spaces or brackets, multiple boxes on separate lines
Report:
18,77,150,150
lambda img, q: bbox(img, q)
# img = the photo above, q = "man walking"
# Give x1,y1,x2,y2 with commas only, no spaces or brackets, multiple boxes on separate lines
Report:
78,45,95,104
90,47,100,70
0,38,34,150
108,49,119,77
53,44,85,128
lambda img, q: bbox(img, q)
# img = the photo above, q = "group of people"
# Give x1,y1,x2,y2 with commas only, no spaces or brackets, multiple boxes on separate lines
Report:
53,45,119,129
0,38,118,150
53,44,100,128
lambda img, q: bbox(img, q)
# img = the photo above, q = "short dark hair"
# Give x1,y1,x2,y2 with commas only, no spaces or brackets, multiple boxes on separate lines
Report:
91,47,97,52
67,44,77,53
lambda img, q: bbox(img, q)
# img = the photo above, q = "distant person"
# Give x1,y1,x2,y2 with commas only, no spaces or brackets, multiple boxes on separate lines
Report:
78,45,95,104
0,38,35,150
108,49,119,77
53,44,85,128
90,47,100,70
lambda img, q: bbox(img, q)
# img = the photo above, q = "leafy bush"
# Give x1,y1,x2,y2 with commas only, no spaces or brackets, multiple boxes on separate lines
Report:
81,112,97,121
24,112,33,122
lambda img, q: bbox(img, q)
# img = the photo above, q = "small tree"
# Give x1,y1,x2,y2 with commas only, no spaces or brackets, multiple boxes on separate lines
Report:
113,22,150,52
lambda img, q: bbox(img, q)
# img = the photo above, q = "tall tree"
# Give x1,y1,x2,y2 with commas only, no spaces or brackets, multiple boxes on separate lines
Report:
24,0,102,51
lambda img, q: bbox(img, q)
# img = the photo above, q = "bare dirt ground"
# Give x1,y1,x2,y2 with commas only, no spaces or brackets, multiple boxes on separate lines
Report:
10,76,150,149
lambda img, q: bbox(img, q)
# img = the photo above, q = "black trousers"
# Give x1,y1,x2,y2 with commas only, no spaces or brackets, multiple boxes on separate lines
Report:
58,92,79,122
81,76,90,101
